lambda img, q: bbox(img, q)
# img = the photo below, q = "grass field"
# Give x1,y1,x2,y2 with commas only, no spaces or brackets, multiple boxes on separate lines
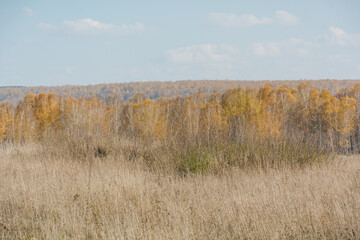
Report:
0,144,359,239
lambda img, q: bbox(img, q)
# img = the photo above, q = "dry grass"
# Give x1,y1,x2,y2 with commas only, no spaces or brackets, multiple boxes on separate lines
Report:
0,144,359,239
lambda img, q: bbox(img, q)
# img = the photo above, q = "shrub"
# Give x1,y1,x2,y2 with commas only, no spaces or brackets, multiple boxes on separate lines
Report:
177,148,212,175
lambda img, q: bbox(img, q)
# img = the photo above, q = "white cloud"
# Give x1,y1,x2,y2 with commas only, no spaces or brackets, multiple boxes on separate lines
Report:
252,38,314,57
63,18,144,35
252,27,360,59
208,12,272,27
209,10,300,28
37,22,58,31
275,10,300,25
64,18,114,32
329,26,360,47
167,44,239,63
22,7,34,16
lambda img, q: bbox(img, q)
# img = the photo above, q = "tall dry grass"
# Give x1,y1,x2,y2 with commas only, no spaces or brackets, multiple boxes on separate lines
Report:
0,144,359,239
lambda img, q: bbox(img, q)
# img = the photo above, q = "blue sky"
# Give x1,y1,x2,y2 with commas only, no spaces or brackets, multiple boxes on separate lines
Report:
1,0,360,86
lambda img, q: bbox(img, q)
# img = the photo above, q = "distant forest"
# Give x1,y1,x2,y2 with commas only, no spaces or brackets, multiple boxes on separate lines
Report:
1,79,360,105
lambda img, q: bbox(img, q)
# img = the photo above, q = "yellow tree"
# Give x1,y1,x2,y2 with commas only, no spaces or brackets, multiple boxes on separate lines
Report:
222,87,254,142
315,89,344,149
33,93,62,139
200,101,227,145
257,84,281,140
348,84,360,151
0,108,10,143
14,93,37,142
133,99,166,139
0,102,14,143
336,96,357,152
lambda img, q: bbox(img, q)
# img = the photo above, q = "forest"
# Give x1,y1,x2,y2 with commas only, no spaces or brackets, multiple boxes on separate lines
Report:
1,79,360,105
1,81,360,168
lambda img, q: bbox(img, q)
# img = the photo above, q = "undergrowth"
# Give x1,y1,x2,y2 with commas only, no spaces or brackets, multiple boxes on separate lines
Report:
42,134,332,175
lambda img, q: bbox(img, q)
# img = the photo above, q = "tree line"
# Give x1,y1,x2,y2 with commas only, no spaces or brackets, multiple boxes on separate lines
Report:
1,79,359,105
1,82,360,155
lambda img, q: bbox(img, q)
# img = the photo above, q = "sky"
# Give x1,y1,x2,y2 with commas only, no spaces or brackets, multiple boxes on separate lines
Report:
0,0,360,86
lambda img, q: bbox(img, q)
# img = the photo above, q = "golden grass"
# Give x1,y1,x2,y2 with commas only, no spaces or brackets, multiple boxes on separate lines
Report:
0,144,359,239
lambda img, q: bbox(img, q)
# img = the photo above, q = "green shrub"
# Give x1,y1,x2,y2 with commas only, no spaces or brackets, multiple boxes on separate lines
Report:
177,149,212,175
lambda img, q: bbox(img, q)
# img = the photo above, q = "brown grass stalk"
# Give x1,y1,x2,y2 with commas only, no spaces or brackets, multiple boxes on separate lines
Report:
0,144,359,239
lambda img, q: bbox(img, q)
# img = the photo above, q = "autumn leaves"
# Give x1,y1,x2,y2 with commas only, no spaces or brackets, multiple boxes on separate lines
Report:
0,82,359,153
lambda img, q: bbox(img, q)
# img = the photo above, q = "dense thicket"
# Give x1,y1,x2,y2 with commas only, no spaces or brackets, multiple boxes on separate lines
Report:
1,79,359,105
2,82,360,172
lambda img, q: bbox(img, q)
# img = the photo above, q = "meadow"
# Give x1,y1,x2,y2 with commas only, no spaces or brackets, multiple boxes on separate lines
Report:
0,143,359,239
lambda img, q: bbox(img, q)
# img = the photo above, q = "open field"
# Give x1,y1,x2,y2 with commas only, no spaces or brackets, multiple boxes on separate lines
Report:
0,144,359,239
2,0,360,239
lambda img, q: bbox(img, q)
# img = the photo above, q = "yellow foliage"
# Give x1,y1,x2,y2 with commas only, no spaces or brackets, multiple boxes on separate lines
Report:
0,108,10,142
1,83,360,153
